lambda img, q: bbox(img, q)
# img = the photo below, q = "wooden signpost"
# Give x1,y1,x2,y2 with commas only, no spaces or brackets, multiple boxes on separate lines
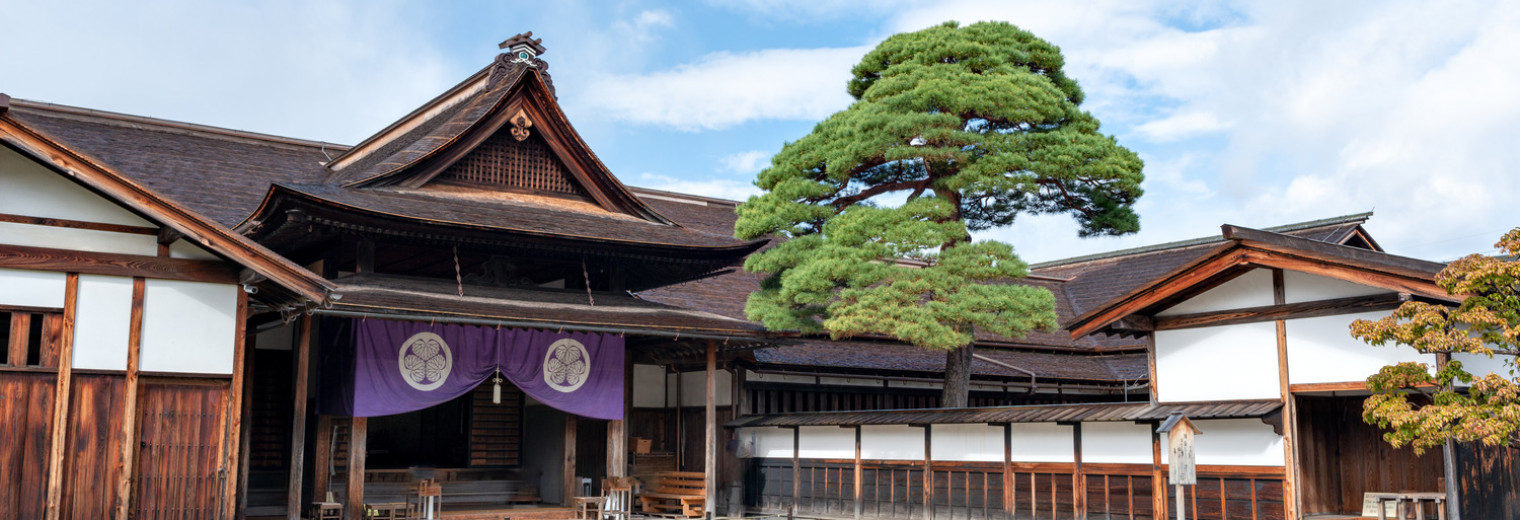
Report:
1157,413,1201,520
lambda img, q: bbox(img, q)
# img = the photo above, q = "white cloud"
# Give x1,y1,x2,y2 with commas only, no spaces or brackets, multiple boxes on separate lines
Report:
719,150,772,175
581,46,866,131
613,9,676,45
706,0,911,20
636,173,761,201
1133,112,1228,142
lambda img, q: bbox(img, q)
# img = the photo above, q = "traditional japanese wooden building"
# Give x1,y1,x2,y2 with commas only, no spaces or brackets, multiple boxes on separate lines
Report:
2,31,1516,520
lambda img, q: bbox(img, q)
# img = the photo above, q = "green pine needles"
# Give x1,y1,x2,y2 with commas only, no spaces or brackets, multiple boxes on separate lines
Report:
735,21,1145,357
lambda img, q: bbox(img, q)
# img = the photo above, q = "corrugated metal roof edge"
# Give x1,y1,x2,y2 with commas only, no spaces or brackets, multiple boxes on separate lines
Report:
724,399,1281,428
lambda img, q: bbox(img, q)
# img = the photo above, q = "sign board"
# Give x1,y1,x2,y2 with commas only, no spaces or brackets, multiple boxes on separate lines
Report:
1360,494,1394,517
1156,413,1200,486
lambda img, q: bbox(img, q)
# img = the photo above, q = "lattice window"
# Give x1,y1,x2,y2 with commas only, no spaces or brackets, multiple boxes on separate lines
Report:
438,131,587,196
0,309,61,368
468,383,523,467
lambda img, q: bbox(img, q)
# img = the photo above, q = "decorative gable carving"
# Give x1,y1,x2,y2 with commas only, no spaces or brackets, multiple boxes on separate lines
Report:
435,128,587,197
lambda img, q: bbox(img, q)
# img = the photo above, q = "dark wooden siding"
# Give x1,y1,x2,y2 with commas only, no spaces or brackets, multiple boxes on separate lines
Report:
0,371,55,520
1295,395,1442,516
132,379,228,520
748,383,1123,415
60,374,124,519
1456,441,1520,519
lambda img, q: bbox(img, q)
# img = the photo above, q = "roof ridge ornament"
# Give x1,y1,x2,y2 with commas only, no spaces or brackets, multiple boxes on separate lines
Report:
489,32,555,95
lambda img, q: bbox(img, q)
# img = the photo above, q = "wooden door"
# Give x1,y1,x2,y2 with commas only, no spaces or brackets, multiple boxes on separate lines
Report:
132,379,228,520
0,372,55,520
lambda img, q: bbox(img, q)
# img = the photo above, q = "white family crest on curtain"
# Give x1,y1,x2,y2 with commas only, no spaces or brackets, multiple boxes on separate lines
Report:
543,338,591,393
399,331,453,391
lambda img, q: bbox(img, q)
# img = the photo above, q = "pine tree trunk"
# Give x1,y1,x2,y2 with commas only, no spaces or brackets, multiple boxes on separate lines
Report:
942,344,974,408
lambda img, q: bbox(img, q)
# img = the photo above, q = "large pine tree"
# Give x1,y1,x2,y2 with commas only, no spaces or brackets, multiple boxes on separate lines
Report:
735,21,1145,407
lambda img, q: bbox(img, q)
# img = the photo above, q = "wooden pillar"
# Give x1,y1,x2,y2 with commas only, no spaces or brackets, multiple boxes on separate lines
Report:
1272,270,1300,520
608,349,631,478
704,340,718,519
237,325,259,519
923,425,933,520
220,290,250,519
288,316,313,520
345,417,367,520
113,277,145,519
564,414,578,505
854,426,863,520
313,415,333,502
1151,425,1167,520
42,273,78,520
1003,424,1013,520
676,366,684,470
791,426,800,518
1072,423,1085,520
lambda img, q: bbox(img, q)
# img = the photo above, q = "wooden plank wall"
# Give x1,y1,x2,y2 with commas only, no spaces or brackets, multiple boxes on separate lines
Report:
1295,396,1442,516
0,372,56,520
748,458,1283,520
746,383,1115,415
132,379,229,520
59,374,125,519
1454,441,1520,519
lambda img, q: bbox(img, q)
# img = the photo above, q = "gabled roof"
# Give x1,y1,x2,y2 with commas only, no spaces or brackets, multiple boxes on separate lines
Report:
0,100,336,306
1065,223,1455,338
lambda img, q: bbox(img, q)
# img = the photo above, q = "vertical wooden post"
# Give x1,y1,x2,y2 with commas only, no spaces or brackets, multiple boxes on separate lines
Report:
791,426,801,518
114,277,145,519
7,313,29,365
676,367,684,470
1003,424,1013,520
237,327,258,519
220,290,250,520
564,414,578,506
345,417,367,520
1072,423,1086,520
705,340,718,520
1152,425,1167,520
288,316,313,520
1435,352,1462,520
854,426,863,520
313,415,333,503
923,425,933,520
608,349,631,478
734,368,749,417
1272,270,1300,520
42,273,78,520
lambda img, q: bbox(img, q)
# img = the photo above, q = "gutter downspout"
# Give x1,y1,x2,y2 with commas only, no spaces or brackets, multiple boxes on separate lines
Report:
972,353,1037,394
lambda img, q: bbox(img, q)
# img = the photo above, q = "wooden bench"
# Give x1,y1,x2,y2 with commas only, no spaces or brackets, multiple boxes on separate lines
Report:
637,471,705,518
354,479,538,509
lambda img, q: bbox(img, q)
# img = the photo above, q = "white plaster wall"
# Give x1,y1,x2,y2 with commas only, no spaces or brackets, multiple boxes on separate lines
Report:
798,426,856,459
0,268,66,308
71,275,133,371
819,376,885,387
1081,422,1152,464
743,427,795,458
930,424,1004,462
1453,351,1515,382
1283,271,1391,303
254,322,295,351
1167,419,1284,466
1155,322,1280,402
0,221,159,256
139,280,238,374
1287,311,1434,385
633,364,667,408
1008,423,1074,463
861,425,927,461
0,146,152,226
667,370,733,407
168,239,220,261
1156,269,1274,316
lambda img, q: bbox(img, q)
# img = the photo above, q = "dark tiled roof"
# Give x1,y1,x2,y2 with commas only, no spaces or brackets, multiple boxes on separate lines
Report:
727,399,1282,427
271,183,758,250
7,105,336,226
326,273,764,335
752,340,1147,382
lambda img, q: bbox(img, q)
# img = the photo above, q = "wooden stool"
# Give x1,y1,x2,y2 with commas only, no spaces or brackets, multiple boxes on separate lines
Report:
310,501,342,520
573,496,607,520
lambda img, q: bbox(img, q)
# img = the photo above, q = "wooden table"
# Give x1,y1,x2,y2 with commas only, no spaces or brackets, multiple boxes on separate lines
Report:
364,501,412,519
1367,492,1447,520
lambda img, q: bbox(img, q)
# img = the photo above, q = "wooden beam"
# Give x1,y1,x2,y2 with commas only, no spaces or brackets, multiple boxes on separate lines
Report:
7,312,30,366
1150,424,1166,520
607,347,632,478
42,273,78,520
1072,423,1085,520
1068,247,1249,338
564,414,577,506
923,425,933,520
1153,292,1409,331
1242,249,1452,302
114,277,145,519
705,339,718,520
854,426,863,520
313,415,333,505
220,290,249,519
345,417,367,520
791,426,800,517
287,316,313,520
236,327,258,520
1272,270,1301,520
0,243,238,284
0,212,158,235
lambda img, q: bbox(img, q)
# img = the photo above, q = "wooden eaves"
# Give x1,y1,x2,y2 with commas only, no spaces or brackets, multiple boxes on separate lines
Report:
1065,224,1457,339
0,109,337,305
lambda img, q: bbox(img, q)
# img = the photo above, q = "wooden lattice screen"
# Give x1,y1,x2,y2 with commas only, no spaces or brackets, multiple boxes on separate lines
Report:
468,383,523,467
439,131,586,196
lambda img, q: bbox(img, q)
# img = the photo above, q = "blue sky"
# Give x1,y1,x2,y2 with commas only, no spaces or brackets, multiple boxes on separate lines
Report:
2,0,1518,263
